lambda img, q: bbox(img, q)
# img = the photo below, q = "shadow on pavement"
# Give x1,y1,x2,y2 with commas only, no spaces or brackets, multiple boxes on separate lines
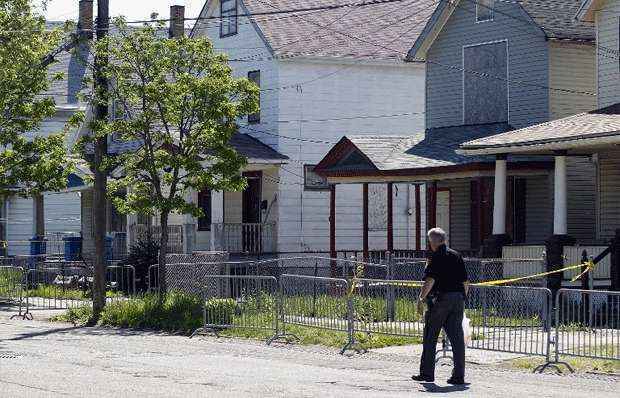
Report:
419,382,470,393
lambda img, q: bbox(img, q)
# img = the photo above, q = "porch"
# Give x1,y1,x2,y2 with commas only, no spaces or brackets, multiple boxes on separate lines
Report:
459,103,620,290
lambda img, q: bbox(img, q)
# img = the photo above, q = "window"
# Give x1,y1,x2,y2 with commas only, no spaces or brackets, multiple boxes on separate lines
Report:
476,0,494,22
304,165,329,191
248,70,260,124
220,0,237,37
197,189,212,231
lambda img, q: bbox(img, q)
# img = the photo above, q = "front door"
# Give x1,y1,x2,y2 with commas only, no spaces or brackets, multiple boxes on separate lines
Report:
242,171,262,253
436,189,451,245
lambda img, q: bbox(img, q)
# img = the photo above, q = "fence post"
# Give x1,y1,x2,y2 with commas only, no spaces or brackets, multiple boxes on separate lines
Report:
386,251,395,322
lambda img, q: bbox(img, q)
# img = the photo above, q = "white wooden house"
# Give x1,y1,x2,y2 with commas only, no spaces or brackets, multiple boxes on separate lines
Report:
185,0,437,256
0,15,92,256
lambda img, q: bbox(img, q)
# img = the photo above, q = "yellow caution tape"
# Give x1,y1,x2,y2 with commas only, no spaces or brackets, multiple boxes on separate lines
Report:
569,259,595,283
350,260,597,289
472,262,590,286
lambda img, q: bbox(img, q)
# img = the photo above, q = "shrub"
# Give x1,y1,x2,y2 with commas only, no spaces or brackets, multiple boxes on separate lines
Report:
122,238,159,292
98,291,203,333
204,298,236,326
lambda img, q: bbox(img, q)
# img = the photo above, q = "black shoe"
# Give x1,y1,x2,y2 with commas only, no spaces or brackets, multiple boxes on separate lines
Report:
411,374,434,382
446,377,465,385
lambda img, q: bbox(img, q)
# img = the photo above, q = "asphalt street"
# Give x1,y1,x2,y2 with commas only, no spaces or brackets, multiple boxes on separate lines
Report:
0,312,618,397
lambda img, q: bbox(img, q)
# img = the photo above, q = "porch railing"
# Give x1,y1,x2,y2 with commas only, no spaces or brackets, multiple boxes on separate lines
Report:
212,223,276,254
128,224,184,254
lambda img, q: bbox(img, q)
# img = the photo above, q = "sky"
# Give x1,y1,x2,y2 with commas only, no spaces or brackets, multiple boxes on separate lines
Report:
39,0,204,23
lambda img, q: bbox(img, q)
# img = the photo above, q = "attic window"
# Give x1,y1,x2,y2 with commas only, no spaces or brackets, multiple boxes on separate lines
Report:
476,0,494,23
220,0,238,37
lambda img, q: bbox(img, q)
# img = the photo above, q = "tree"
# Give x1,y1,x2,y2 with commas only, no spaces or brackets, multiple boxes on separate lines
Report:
0,0,73,198
86,20,258,293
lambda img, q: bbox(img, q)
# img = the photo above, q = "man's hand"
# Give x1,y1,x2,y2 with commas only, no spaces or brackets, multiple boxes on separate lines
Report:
417,298,425,315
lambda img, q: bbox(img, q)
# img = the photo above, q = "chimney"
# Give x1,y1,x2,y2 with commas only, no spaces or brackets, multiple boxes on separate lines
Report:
78,0,93,39
169,5,185,39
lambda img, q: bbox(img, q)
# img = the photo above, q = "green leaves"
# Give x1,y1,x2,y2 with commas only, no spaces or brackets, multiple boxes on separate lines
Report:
89,18,258,221
0,0,73,196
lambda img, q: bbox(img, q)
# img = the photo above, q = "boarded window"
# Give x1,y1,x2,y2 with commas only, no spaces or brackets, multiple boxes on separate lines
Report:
198,189,212,231
248,70,260,124
463,41,508,124
220,0,237,37
368,184,387,231
476,0,494,22
304,165,329,190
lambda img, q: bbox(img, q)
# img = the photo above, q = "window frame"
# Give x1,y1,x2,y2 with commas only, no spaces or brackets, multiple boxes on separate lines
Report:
220,0,238,38
303,164,329,191
247,70,260,124
475,0,494,23
197,189,212,231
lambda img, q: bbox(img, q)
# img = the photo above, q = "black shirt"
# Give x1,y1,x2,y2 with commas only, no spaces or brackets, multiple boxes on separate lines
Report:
423,245,468,295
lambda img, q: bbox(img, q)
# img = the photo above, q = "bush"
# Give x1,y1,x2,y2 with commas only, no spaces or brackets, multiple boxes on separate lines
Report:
97,291,203,333
204,298,236,326
122,238,159,292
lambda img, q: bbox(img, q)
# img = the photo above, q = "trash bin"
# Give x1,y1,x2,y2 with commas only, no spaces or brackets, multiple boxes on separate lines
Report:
63,236,82,261
29,236,47,256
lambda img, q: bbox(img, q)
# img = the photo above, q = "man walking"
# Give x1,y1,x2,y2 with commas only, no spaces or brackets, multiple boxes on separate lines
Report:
412,227,469,385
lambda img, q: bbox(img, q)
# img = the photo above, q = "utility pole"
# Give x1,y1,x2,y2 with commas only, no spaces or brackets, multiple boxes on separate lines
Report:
91,0,109,319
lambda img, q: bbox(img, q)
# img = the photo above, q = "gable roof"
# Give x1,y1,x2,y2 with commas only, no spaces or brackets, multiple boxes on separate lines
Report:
408,0,595,60
459,103,620,154
316,122,517,175
197,0,440,61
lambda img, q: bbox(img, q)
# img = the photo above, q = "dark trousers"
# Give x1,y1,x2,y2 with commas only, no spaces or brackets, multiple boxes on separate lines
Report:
419,292,465,380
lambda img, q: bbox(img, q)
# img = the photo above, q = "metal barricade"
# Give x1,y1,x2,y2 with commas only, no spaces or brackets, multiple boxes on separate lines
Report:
194,275,278,337
275,274,351,352
352,279,424,338
26,266,92,310
466,285,552,358
554,289,619,363
105,265,137,301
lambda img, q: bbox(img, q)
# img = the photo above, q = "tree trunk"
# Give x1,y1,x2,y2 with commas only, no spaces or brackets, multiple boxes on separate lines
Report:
158,211,169,296
91,0,110,321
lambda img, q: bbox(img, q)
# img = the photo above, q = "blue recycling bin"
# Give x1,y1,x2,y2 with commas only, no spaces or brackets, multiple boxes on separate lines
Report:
30,236,47,256
63,236,82,261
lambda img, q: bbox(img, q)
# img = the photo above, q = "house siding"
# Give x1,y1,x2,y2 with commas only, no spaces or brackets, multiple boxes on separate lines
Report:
438,179,470,251
567,157,597,243
5,116,82,256
524,174,553,244
425,0,549,129
192,0,280,149
276,60,426,252
597,150,620,241
596,1,620,108
548,41,597,119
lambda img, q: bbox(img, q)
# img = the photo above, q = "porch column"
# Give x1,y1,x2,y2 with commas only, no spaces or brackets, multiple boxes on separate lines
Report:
415,184,421,251
482,155,512,258
31,194,46,255
362,183,369,261
210,190,224,251
427,181,437,230
387,183,394,253
553,153,568,235
492,156,507,235
545,151,576,295
329,184,336,259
